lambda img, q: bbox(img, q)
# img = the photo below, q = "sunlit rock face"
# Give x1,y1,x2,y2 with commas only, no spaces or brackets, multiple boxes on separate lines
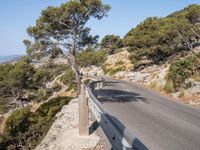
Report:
80,66,104,77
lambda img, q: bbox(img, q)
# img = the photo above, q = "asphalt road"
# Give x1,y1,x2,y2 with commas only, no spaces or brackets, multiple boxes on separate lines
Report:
95,79,200,150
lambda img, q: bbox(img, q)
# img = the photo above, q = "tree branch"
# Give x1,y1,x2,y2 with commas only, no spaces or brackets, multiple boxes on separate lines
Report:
176,30,193,51
191,28,200,38
59,20,71,28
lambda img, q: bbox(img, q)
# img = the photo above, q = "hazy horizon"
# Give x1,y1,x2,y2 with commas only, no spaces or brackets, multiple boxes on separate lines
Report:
1,0,200,55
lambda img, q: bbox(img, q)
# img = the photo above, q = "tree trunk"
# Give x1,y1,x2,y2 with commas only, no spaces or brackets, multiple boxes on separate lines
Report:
72,62,81,97
67,53,82,97
76,72,82,97
70,27,82,97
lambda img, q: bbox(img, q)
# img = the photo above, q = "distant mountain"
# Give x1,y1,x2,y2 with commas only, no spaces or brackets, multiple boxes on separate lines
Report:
0,55,22,64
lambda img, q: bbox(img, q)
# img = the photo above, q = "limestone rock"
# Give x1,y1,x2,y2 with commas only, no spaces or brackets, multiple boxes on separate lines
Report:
80,66,104,76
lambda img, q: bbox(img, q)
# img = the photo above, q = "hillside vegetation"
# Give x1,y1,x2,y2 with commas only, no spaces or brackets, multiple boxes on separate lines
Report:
124,4,200,67
122,5,200,97
1,3,200,150
98,4,200,106
0,56,75,149
0,97,70,150
0,57,73,114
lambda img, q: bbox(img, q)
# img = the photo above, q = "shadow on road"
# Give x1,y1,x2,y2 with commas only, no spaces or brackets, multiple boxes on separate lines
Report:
103,81,121,87
95,89,148,104
89,80,149,149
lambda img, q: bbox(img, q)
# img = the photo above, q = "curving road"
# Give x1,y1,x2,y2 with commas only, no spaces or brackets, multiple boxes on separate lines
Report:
95,79,200,150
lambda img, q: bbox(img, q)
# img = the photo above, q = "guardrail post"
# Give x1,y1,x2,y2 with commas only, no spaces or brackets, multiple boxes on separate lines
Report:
91,83,96,97
96,82,100,90
79,84,89,136
99,78,104,89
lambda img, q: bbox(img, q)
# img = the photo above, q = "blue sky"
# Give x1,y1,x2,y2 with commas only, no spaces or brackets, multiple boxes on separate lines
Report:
0,0,200,55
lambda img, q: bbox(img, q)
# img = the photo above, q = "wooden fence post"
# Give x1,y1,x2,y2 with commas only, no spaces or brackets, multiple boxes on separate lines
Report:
79,84,89,136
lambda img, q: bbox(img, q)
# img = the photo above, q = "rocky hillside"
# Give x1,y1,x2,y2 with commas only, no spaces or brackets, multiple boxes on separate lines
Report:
80,47,200,108
91,4,200,108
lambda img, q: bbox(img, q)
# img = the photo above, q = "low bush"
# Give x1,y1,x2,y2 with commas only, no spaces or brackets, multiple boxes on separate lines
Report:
83,79,91,85
44,62,68,79
108,67,124,76
76,50,106,67
51,82,62,92
100,35,124,55
0,98,9,114
36,88,52,102
0,97,71,150
60,68,76,90
167,56,198,91
129,52,141,66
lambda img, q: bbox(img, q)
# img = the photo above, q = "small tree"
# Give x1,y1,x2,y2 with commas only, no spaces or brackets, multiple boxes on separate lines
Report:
175,6,200,53
25,0,110,96
100,34,123,55
0,60,35,107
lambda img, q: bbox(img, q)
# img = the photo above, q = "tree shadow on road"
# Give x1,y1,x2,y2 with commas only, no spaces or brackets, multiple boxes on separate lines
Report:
95,89,148,104
89,80,149,149
103,81,121,87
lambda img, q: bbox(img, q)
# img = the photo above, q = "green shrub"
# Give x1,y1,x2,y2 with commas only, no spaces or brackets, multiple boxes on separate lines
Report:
0,60,68,113
36,97,69,117
109,67,124,76
129,52,141,66
36,88,49,102
51,82,62,92
0,97,71,149
76,50,106,67
42,61,69,80
32,69,52,86
4,107,32,135
0,98,9,114
124,5,200,64
50,64,69,77
100,35,124,55
168,56,197,91
60,68,76,91
83,79,91,85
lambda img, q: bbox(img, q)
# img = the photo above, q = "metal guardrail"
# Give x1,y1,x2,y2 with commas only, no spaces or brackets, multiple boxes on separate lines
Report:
85,78,148,150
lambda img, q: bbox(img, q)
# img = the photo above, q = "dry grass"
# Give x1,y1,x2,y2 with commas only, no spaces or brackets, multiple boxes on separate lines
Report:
57,88,76,97
193,73,200,81
31,103,42,112
148,81,164,93
178,89,186,98
103,50,134,75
